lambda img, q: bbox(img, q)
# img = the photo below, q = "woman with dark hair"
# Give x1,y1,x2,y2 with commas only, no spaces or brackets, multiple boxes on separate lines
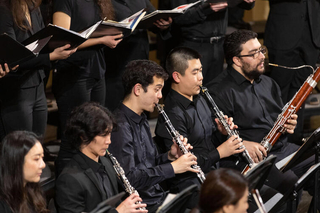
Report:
0,0,76,140
52,0,123,175
199,168,249,213
0,131,47,213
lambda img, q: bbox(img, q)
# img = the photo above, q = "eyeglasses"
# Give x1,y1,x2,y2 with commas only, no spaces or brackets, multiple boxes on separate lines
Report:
237,47,266,59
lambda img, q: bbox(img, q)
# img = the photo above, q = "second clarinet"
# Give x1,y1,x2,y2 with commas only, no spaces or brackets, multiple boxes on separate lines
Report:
106,149,146,210
200,86,255,168
155,103,206,183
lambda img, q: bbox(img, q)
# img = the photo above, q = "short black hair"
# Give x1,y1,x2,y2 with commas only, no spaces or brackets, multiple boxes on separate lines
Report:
224,30,258,66
65,102,116,150
166,46,201,77
122,60,168,98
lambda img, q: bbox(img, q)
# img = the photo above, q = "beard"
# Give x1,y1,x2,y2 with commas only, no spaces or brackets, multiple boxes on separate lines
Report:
241,59,265,81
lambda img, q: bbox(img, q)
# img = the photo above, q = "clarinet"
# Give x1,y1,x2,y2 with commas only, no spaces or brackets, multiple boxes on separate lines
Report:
242,66,320,174
199,86,255,169
155,103,206,183
106,149,146,210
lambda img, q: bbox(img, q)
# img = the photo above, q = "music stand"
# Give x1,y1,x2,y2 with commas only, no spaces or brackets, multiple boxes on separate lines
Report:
89,192,126,213
279,127,320,173
156,184,198,213
244,155,277,192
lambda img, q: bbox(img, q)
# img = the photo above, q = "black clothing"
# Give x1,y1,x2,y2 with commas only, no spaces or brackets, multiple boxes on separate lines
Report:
264,0,320,143
109,103,175,210
155,89,220,173
170,1,254,85
56,153,118,213
53,0,107,175
207,65,286,151
0,5,50,139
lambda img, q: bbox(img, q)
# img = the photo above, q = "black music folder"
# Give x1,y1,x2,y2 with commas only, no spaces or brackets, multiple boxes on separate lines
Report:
89,9,146,38
22,24,88,53
205,0,247,7
137,0,202,29
0,33,50,68
89,192,125,213
278,127,320,173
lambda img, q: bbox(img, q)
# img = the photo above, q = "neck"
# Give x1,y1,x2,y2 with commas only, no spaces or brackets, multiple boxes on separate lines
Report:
122,97,143,116
232,64,254,84
81,148,99,162
171,84,193,101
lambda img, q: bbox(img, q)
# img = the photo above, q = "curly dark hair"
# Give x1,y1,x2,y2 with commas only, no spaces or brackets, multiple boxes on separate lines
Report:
95,0,115,20
224,30,258,66
122,60,168,99
65,102,116,150
166,46,201,77
199,168,248,213
0,131,48,213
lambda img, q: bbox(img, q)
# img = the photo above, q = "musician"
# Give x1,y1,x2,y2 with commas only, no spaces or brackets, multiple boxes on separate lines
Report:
0,131,47,213
109,60,199,212
199,168,249,213
207,30,317,206
155,47,244,207
55,102,147,213
169,0,255,86
155,46,300,212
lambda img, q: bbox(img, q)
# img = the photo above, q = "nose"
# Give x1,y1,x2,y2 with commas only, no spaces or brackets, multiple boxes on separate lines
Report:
106,135,111,144
157,90,163,99
40,158,46,169
198,71,203,81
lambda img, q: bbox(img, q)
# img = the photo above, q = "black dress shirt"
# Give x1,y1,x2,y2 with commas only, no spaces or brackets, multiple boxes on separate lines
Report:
109,103,175,208
78,152,115,198
207,65,288,151
155,89,220,173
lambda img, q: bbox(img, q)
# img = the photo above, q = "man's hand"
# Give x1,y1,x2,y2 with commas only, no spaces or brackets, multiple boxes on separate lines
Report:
216,135,244,159
284,114,298,134
171,153,199,174
209,2,228,12
215,116,238,136
168,135,193,160
154,17,172,30
116,193,148,213
242,140,267,163
0,63,14,78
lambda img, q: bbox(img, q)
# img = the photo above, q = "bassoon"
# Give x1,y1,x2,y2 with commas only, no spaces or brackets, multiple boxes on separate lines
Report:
242,66,320,174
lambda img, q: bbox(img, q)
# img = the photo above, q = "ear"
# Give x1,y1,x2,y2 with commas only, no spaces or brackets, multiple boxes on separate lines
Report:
133,83,142,96
172,71,181,83
233,56,242,68
222,204,234,213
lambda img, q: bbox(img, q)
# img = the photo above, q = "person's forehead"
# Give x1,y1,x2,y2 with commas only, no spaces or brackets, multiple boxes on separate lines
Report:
241,38,261,52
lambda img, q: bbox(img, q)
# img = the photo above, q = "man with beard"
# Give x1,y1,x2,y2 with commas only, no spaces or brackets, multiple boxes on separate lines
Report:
207,30,316,191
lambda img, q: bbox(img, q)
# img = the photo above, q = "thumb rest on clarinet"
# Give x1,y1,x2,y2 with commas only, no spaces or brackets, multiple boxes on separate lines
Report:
106,149,146,210
242,64,320,175
199,86,255,169
155,103,206,183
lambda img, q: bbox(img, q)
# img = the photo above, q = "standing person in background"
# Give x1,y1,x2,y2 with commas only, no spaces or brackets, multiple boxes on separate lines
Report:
0,0,76,141
264,0,320,143
52,0,123,175
0,131,47,213
169,0,255,86
104,0,172,111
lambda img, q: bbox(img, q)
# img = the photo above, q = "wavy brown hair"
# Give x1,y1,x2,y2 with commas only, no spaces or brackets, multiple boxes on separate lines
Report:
1,0,42,30
95,0,115,20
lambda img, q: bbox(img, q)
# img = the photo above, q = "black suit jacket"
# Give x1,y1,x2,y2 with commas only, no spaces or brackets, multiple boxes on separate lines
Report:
264,0,320,50
55,154,120,213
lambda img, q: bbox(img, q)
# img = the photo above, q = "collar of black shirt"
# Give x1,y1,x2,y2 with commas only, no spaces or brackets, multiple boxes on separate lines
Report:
78,151,104,173
170,89,200,109
228,66,262,85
